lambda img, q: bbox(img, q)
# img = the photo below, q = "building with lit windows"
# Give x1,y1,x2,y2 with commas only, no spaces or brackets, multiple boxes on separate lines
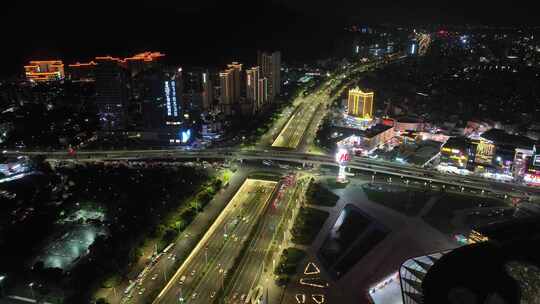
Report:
347,87,374,119
335,124,394,155
92,51,166,131
201,71,213,111
440,137,473,169
94,56,130,131
227,62,243,102
521,146,540,185
257,51,280,102
219,62,242,115
246,66,267,114
129,66,186,143
24,60,65,82
219,70,233,115
258,77,268,108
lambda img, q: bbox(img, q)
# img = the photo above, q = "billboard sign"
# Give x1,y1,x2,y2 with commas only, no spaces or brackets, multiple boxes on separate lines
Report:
335,148,351,165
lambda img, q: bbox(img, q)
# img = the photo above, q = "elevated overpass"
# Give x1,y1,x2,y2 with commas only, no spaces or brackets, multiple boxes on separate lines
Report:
5,148,537,199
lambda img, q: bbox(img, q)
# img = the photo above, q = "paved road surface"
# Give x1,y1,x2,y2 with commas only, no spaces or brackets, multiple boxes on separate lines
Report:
154,179,277,304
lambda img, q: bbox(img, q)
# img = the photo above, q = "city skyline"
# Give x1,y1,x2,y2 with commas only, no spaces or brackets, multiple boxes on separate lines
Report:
2,1,539,78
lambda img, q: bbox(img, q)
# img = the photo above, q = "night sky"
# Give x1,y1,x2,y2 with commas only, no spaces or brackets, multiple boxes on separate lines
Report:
0,1,537,77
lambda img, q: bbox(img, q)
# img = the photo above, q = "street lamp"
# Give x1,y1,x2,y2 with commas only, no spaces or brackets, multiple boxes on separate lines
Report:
0,275,6,298
28,282,35,301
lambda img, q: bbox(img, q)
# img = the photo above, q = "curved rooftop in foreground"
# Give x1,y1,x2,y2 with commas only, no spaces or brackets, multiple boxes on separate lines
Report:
399,217,540,304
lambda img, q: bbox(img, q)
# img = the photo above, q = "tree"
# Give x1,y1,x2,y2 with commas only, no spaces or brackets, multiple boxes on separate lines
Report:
96,298,110,304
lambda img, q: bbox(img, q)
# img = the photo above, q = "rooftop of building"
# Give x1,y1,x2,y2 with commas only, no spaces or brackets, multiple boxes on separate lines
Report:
394,115,424,123
401,216,540,304
349,86,374,95
333,124,392,141
481,129,536,149
441,136,470,150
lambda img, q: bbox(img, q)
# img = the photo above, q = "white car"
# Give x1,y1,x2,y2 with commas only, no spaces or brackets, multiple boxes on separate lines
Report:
151,274,158,280
192,293,198,299
210,291,216,298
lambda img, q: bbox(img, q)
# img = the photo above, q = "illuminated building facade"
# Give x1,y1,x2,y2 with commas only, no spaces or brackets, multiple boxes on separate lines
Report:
68,61,97,82
347,87,374,119
246,66,267,114
473,140,496,165
258,78,268,109
335,124,394,156
124,51,165,77
130,67,185,143
523,146,540,185
440,137,472,169
227,62,243,102
201,71,213,111
219,70,233,115
441,129,535,179
24,60,65,82
257,51,281,102
219,62,242,115
335,148,351,183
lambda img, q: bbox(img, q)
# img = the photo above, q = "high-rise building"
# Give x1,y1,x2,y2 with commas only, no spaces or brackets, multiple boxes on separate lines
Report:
258,77,268,110
24,60,65,82
131,67,183,128
246,66,261,113
219,62,242,115
182,67,206,112
202,71,213,111
227,62,243,102
67,61,97,82
257,51,281,102
124,51,165,77
347,87,374,119
94,56,130,131
219,70,232,115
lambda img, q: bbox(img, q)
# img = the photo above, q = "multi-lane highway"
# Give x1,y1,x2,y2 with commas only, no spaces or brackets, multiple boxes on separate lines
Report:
153,178,277,304
223,175,306,304
271,102,322,150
